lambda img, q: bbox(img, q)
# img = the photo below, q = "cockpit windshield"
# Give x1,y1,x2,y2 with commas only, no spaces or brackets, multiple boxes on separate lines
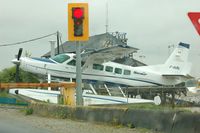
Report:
51,54,70,63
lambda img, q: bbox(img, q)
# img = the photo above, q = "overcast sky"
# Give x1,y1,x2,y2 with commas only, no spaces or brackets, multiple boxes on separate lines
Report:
0,0,200,77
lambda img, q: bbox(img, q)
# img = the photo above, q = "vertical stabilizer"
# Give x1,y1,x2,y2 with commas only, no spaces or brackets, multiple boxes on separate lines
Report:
163,42,191,75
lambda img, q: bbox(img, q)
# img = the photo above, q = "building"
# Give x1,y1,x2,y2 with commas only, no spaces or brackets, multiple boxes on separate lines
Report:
42,32,146,67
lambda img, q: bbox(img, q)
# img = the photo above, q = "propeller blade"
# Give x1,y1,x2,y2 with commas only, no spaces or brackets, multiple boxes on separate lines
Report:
17,48,23,60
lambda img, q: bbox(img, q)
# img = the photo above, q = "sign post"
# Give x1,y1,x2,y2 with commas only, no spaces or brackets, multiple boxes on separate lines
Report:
68,3,89,106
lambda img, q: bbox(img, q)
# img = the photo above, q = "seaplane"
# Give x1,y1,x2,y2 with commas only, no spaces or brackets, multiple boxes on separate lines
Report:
11,42,192,105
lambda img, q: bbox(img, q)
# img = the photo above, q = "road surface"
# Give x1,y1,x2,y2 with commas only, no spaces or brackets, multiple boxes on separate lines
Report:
0,105,159,133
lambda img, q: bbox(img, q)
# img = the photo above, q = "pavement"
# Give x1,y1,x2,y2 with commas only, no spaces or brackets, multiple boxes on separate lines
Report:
0,106,50,133
0,105,159,133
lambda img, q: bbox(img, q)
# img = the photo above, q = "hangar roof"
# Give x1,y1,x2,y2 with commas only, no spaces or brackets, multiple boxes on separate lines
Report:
42,32,146,66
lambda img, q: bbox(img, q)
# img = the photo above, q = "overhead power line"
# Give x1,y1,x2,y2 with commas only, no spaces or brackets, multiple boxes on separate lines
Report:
0,32,57,47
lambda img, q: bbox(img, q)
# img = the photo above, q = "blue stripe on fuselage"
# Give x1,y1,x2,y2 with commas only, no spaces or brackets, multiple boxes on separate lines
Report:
83,95,127,103
27,64,162,86
25,90,59,96
23,90,127,103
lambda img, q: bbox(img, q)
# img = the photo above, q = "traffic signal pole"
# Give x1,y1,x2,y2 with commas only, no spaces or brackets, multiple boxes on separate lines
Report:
76,41,83,106
68,3,89,106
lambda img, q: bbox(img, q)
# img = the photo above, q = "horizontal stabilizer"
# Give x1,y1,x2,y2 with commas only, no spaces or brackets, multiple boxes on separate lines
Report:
162,74,193,79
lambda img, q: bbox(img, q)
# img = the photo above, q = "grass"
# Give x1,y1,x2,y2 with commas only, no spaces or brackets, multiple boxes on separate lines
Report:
125,103,172,110
0,90,10,98
99,103,162,109
25,108,33,115
97,103,192,112
137,127,163,133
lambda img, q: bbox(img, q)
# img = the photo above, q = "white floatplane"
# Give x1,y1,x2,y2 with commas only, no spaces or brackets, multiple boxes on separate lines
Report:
11,42,192,105
12,42,192,86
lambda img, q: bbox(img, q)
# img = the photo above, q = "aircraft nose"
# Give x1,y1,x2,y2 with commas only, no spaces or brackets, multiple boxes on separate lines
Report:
12,58,20,65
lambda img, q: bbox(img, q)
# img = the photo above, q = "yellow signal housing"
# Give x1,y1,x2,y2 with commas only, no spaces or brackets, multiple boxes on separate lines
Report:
68,3,89,41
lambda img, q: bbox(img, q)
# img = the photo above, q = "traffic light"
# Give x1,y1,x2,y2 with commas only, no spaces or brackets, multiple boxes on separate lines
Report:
68,3,89,41
72,7,84,36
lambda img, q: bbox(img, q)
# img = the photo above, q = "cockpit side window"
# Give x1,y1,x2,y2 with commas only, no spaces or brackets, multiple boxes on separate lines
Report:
51,54,70,63
93,64,104,71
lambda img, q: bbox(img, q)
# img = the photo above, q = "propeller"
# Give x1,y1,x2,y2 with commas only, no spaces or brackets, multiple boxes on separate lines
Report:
12,48,23,65
13,48,23,82
17,48,23,60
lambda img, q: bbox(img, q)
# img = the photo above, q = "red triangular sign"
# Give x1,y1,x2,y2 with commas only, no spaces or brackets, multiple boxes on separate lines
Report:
188,12,200,36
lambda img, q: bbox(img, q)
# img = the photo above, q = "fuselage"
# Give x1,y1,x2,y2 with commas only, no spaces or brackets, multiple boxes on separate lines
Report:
19,53,181,86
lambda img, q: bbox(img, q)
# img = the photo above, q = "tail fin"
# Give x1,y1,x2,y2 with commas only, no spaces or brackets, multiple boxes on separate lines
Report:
163,42,192,76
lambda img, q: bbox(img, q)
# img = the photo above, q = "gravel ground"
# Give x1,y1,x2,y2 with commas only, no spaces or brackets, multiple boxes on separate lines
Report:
180,91,200,104
177,91,200,106
0,106,159,133
175,91,200,113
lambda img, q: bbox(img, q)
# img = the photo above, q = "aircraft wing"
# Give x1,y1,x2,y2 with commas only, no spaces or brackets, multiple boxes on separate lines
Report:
80,45,138,69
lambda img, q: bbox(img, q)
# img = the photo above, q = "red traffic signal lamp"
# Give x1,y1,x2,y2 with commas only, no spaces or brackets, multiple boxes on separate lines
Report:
72,7,84,36
68,3,89,41
72,8,84,19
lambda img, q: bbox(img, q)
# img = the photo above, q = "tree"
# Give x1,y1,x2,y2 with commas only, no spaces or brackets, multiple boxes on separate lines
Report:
0,66,39,83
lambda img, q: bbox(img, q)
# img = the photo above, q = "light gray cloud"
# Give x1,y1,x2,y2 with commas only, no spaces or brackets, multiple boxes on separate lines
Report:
0,0,200,77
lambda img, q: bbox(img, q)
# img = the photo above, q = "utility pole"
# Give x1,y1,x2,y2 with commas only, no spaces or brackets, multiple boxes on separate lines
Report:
49,40,56,58
57,31,60,55
48,40,56,91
